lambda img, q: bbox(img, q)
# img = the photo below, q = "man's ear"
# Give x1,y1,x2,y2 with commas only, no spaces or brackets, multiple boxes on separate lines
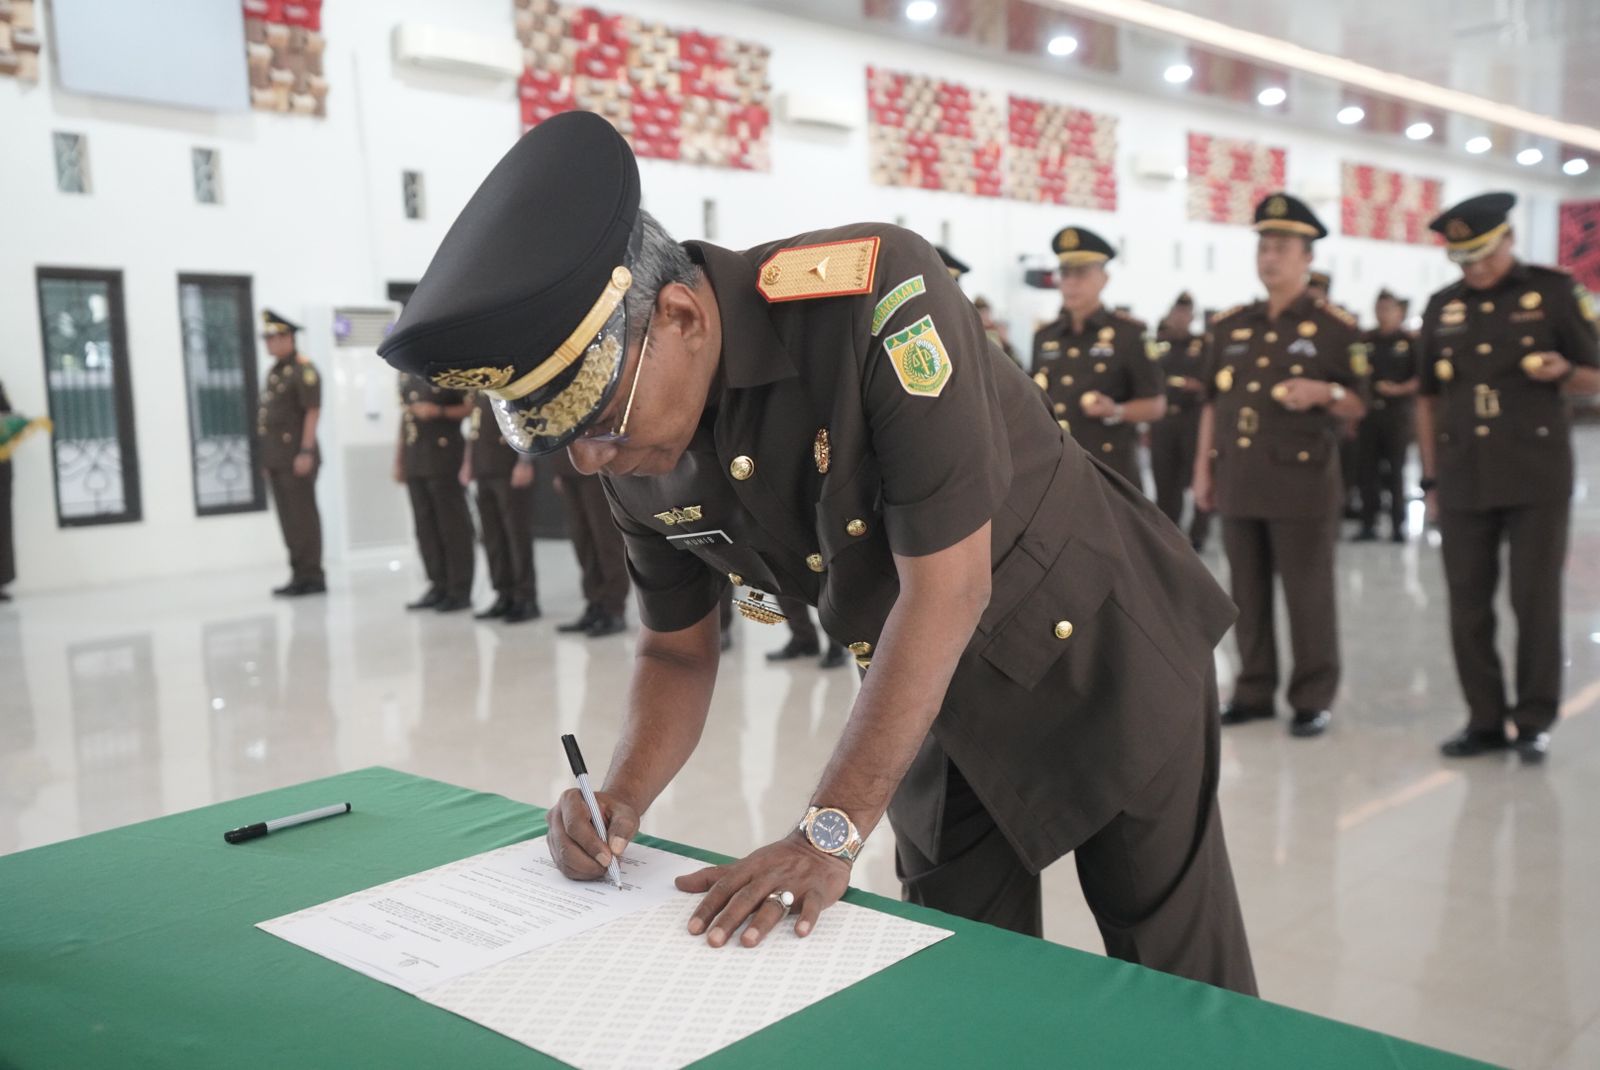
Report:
656,279,710,353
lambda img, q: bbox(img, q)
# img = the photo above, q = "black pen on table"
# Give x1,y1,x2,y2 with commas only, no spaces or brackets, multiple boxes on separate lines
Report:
224,802,351,844
561,734,624,889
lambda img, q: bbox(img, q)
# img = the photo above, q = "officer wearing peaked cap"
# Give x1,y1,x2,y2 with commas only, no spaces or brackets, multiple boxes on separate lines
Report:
1030,226,1167,488
1416,191,1600,763
378,111,1255,992
256,309,326,597
1194,192,1368,739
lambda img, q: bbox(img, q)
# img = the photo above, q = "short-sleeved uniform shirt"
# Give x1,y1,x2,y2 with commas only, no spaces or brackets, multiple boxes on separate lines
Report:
1202,293,1366,520
1030,307,1162,484
399,372,467,479
1417,262,1600,511
600,225,1235,871
256,355,321,472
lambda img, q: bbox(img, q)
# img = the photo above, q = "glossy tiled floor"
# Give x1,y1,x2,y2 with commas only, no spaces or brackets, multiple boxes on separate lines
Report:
7,432,1600,1070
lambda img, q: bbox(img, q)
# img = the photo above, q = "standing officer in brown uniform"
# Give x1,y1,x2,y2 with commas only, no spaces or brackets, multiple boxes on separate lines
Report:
1194,193,1368,738
1149,292,1211,550
394,372,475,612
256,310,326,597
1030,227,1166,489
549,451,630,638
1355,290,1419,543
1415,192,1600,762
461,392,540,622
378,113,1255,993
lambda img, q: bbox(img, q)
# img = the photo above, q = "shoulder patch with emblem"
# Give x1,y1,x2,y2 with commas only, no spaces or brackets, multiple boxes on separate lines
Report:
1349,343,1371,377
871,274,925,335
302,366,318,386
1576,284,1597,323
757,237,881,304
882,315,953,397
1145,340,1163,360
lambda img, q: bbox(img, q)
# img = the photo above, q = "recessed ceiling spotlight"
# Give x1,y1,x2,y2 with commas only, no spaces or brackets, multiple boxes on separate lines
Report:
1337,106,1364,125
1257,86,1287,107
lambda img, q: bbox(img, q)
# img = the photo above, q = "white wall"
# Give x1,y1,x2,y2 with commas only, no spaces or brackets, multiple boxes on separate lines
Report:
0,0,1581,592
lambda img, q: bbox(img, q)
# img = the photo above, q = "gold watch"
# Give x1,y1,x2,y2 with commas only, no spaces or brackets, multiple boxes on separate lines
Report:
797,806,863,862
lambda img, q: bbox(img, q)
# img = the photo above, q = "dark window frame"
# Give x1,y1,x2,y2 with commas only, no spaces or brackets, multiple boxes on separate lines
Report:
36,266,143,528
177,273,266,517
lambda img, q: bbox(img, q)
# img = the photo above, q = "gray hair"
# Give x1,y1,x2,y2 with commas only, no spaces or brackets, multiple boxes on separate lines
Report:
625,210,700,346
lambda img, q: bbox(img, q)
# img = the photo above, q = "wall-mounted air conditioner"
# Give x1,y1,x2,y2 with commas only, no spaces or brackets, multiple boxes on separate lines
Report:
392,22,522,80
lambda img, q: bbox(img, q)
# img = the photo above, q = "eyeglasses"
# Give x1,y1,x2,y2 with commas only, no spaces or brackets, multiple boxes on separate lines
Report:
577,318,652,445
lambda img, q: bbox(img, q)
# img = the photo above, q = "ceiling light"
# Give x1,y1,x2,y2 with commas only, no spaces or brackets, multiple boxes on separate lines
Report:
1565,158,1590,176
1516,148,1544,166
1047,35,1078,57
1164,64,1193,84
1336,106,1364,125
1464,136,1492,154
1257,87,1286,107
905,1,937,22
1405,122,1434,140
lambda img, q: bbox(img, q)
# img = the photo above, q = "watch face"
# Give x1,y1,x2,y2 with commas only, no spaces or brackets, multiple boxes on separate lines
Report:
809,809,851,853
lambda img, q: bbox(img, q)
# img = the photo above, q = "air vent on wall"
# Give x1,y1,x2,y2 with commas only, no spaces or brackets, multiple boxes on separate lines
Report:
332,307,398,349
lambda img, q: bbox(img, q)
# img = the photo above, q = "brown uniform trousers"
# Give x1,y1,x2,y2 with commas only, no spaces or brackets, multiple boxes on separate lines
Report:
1149,329,1211,546
607,227,1254,993
1418,262,1600,735
400,374,474,600
1204,293,1365,711
257,357,324,584
1030,306,1163,489
552,453,630,617
469,398,539,604
1356,330,1418,536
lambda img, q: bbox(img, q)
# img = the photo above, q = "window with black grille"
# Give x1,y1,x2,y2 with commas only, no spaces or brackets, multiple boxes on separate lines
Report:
178,274,264,516
36,268,141,525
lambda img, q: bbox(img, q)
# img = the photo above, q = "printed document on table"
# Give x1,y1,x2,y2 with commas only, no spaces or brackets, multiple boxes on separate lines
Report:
258,837,703,993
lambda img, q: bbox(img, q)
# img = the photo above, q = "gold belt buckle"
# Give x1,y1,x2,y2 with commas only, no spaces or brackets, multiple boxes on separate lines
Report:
1473,386,1501,419
1237,407,1259,434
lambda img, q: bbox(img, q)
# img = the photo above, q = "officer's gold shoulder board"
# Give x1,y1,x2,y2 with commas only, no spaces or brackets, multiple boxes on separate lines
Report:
1213,304,1244,324
882,315,952,397
1318,299,1358,329
757,237,881,304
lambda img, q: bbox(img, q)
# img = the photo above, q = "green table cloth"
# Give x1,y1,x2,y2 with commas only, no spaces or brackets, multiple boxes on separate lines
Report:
0,767,1495,1069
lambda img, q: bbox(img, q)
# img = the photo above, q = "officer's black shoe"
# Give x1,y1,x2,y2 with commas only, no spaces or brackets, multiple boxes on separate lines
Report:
475,594,513,620
767,638,821,662
406,588,444,611
272,580,298,596
819,642,847,669
1290,709,1331,737
504,601,542,624
1390,529,1407,544
434,595,473,613
1219,703,1275,726
557,604,601,633
0,588,11,602
1439,728,1512,758
1514,732,1551,765
296,579,327,595
586,613,626,638
1352,527,1378,542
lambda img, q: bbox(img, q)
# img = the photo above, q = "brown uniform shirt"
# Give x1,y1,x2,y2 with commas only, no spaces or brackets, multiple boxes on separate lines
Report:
601,224,1235,871
1417,262,1600,511
256,355,321,472
469,393,520,479
1030,307,1163,468
399,372,467,479
1203,293,1366,519
1156,328,1206,416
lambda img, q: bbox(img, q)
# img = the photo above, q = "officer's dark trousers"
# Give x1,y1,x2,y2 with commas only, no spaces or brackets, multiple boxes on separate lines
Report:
1149,411,1210,546
407,475,474,600
266,465,324,584
476,475,539,603
774,595,819,647
559,473,629,617
893,668,1256,995
1438,501,1569,736
1356,407,1411,535
0,460,13,588
1221,513,1341,711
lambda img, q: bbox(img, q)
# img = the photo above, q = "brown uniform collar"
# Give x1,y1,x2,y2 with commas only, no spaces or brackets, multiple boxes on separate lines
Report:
1053,304,1112,333
685,241,798,390
1246,290,1318,322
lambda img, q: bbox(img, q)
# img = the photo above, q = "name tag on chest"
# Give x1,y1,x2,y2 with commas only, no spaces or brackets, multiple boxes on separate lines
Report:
667,529,734,550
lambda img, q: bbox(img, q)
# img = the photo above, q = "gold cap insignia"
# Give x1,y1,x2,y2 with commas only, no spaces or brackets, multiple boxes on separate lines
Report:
430,366,515,391
1445,219,1472,241
1266,195,1288,218
1060,229,1080,250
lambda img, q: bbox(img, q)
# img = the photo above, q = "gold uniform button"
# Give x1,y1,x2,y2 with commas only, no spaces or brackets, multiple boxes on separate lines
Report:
1475,425,1490,437
1237,437,1252,448
1246,381,1261,393
728,572,743,587
1059,375,1074,386
730,455,755,480
437,437,448,447
1100,443,1114,453
846,519,867,537
1480,301,1494,313
1053,620,1074,640
1476,343,1492,354
1058,418,1070,430
1264,332,1278,343
1521,336,1535,346
1067,347,1081,358
1094,362,1107,373
806,553,825,573
848,641,872,656
281,433,292,443
1289,364,1304,375
1256,356,1270,368
1536,426,1550,437
1054,402,1067,414
1297,451,1310,462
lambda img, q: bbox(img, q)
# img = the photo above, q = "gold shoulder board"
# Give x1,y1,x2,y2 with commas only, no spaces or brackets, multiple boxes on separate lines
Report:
757,237,881,304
